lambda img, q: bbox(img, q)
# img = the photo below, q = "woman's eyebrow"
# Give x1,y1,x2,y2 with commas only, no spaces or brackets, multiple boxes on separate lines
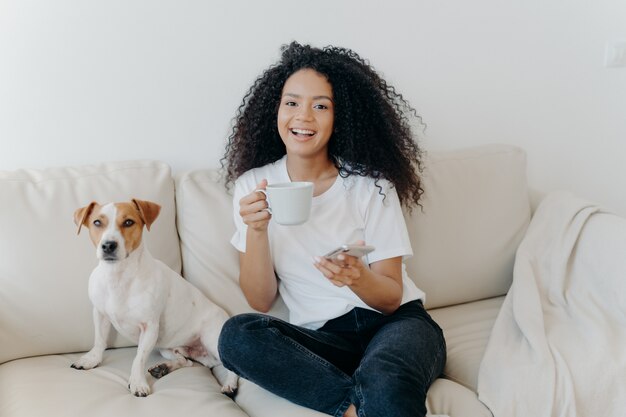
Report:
282,92,333,101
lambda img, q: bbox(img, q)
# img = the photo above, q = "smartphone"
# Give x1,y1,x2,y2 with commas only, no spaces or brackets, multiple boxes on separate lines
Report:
323,244,375,260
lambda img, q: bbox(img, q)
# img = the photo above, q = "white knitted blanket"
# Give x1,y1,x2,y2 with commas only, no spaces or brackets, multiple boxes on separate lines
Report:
478,191,626,417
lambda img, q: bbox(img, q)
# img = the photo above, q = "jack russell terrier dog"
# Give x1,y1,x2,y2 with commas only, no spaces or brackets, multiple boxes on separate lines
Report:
71,198,238,397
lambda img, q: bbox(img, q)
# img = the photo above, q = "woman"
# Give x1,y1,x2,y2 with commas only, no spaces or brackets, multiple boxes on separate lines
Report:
218,42,446,417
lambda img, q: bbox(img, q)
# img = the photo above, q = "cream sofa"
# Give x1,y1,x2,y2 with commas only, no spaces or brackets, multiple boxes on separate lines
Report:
0,144,531,417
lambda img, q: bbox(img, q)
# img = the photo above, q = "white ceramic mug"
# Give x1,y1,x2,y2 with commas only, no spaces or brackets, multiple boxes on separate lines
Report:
257,182,314,225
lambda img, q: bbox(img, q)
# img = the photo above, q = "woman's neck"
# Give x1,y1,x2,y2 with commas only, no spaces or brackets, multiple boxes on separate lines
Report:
286,154,338,197
285,154,337,182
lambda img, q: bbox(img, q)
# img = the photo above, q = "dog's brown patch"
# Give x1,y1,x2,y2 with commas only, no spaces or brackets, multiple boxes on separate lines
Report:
114,202,148,254
74,202,98,235
85,205,111,248
75,202,109,247
132,199,161,231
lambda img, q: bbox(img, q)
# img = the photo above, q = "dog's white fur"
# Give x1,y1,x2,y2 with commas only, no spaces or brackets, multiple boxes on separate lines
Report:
71,199,238,397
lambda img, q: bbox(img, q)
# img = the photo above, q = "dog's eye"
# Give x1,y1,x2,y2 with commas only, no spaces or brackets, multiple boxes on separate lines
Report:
123,219,135,227
93,219,102,227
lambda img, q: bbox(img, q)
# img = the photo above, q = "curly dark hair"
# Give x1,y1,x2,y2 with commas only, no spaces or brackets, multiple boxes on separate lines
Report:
221,41,425,209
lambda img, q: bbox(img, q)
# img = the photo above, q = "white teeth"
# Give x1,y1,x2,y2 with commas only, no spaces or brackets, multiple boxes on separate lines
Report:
291,128,315,135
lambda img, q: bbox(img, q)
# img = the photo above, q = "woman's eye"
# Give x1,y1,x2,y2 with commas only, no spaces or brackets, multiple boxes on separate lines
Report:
284,101,297,107
93,220,102,227
314,104,328,110
123,219,135,227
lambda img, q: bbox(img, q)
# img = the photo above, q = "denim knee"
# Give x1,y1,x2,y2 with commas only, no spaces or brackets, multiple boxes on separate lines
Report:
351,311,446,417
218,313,268,370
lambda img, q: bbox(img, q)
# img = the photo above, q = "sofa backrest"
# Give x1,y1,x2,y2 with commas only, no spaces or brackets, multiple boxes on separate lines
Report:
0,160,180,364
403,144,531,308
175,170,290,319
176,144,531,316
0,144,530,364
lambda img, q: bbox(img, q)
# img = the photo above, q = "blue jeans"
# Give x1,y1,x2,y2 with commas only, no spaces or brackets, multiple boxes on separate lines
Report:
218,300,446,417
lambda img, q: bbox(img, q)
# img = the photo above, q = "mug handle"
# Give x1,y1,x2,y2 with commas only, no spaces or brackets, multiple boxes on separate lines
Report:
255,189,272,214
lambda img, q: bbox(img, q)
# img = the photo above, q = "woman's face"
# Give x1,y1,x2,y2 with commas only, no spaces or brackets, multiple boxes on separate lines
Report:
277,69,335,160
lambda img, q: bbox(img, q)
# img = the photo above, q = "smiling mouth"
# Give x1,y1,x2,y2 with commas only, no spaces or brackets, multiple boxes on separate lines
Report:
290,128,316,138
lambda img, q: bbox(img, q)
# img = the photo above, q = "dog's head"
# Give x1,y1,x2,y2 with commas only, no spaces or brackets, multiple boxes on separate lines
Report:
74,199,161,262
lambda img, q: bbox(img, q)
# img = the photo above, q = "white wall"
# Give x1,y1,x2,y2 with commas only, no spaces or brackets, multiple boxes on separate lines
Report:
1,0,625,215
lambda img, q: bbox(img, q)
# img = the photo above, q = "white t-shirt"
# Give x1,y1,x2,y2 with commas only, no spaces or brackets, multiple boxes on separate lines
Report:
230,155,425,329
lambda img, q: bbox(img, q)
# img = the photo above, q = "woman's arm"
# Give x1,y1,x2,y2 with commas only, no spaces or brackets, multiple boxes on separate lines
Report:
236,179,278,312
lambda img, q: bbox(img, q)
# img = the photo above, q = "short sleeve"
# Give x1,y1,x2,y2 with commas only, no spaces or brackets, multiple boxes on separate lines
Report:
363,181,413,263
230,176,249,252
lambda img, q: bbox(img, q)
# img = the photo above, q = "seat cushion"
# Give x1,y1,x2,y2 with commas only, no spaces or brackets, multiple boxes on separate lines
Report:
426,378,493,417
233,373,492,417
0,160,180,364
233,379,329,417
428,296,505,391
0,350,489,417
0,349,247,417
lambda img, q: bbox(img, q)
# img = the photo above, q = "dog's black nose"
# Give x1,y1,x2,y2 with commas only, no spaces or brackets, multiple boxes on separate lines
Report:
101,241,118,255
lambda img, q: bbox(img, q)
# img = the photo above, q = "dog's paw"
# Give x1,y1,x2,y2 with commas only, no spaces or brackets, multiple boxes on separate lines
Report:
221,384,238,398
220,371,239,398
148,363,170,379
128,377,151,397
70,353,101,370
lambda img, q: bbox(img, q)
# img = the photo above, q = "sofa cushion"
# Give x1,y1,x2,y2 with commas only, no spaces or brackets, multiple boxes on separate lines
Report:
231,378,329,417
0,349,247,417
428,296,504,391
0,160,180,364
426,378,493,417
1,350,486,417
231,373,493,417
231,374,494,417
405,144,530,308
175,169,289,319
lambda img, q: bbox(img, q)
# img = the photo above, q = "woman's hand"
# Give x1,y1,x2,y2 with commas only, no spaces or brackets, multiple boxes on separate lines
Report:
313,252,366,287
313,241,404,314
239,179,271,232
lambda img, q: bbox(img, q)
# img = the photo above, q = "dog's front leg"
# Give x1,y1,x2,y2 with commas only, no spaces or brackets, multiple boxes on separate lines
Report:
71,308,111,370
128,320,159,397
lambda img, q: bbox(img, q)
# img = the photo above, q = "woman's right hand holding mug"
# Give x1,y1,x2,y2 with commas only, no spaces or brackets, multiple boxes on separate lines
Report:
239,179,271,231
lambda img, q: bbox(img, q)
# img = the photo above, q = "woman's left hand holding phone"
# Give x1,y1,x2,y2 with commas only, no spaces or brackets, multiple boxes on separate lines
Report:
314,241,367,288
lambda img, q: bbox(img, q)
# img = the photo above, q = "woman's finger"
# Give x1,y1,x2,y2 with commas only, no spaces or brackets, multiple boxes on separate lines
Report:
315,256,345,275
240,199,269,217
243,209,271,225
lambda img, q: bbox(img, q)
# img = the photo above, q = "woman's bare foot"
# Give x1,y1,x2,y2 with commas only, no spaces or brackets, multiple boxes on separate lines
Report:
343,404,357,417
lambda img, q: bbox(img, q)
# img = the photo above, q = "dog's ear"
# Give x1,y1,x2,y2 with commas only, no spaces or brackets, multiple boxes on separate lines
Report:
132,199,161,231
74,202,98,235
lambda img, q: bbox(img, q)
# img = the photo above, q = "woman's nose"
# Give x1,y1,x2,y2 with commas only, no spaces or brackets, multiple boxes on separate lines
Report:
295,105,313,120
